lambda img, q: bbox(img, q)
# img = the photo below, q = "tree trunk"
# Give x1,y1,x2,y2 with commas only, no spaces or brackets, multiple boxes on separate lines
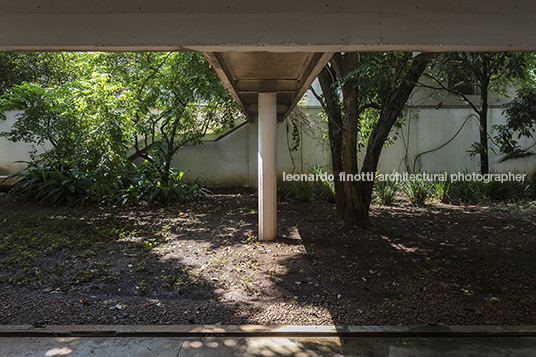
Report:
319,54,430,228
479,74,490,175
318,54,370,228
354,57,430,227
318,64,347,225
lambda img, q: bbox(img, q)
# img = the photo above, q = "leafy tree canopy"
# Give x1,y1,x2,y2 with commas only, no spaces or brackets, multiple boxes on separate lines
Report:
424,52,529,174
494,84,536,160
0,52,238,202
0,52,84,95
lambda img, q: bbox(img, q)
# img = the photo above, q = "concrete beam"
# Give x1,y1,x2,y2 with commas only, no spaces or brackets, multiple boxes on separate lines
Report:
247,104,288,112
237,80,297,93
204,52,332,122
2,0,536,51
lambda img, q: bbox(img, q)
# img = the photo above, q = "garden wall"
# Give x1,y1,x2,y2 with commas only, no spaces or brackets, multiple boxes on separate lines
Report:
0,111,50,176
1,103,535,188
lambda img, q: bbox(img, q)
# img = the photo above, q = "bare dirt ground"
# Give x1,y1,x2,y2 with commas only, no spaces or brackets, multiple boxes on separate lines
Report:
0,193,535,326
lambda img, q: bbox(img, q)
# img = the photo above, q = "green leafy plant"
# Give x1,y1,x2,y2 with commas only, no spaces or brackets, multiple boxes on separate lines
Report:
10,159,209,206
309,165,336,202
278,165,335,203
451,180,485,204
402,176,433,206
494,85,536,160
374,174,399,205
450,172,532,203
529,173,536,199
1,52,237,202
483,178,527,201
432,178,451,203
111,160,209,205
427,52,528,175
9,163,94,205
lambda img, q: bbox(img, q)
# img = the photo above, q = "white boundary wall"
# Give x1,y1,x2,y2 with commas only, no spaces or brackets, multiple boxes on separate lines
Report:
170,112,331,187
1,106,535,186
0,111,50,175
376,107,536,175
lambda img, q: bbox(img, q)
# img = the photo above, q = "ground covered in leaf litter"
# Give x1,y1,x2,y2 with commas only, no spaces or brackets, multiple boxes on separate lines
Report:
0,193,535,326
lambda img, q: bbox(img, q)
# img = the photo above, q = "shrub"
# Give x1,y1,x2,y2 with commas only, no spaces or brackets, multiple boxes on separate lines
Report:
482,179,527,201
432,178,451,203
9,163,94,205
529,173,536,199
374,175,399,205
111,160,209,205
309,165,335,203
450,172,532,203
450,180,484,204
402,176,433,206
9,160,208,206
278,165,335,203
278,181,315,203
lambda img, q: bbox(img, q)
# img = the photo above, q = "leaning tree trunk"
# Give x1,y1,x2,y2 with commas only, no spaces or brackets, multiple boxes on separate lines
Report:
479,71,490,175
334,53,366,228
319,54,431,228
318,64,348,225
356,57,431,226
318,53,371,228
318,53,430,228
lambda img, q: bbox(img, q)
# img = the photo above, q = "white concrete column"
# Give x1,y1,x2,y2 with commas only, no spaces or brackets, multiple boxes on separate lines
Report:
258,92,277,241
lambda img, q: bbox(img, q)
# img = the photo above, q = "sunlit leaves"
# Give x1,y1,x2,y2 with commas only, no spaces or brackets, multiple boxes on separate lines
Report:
0,51,239,199
493,84,536,159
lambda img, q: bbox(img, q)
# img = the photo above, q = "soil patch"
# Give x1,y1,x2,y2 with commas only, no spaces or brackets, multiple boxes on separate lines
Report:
0,194,535,326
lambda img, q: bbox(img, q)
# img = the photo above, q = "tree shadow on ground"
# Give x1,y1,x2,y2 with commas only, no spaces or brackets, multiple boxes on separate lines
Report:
269,199,536,325
1,194,536,326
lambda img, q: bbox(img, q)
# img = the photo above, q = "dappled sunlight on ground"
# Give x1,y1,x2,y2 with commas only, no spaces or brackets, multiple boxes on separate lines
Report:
0,194,535,326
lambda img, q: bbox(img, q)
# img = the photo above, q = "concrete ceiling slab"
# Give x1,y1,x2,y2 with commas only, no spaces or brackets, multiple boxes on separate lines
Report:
221,52,313,80
2,0,536,120
204,52,333,121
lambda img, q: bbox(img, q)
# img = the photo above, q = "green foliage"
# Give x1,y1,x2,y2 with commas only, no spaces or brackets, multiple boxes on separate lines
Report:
278,166,335,203
430,53,527,97
9,160,208,206
278,181,314,203
112,160,209,205
319,53,415,150
98,52,240,183
374,175,400,206
494,85,536,160
432,178,451,204
450,180,485,204
10,163,94,205
0,73,133,200
449,174,532,203
402,176,433,206
316,52,430,227
483,179,528,201
427,52,529,174
0,52,81,96
309,165,336,202
0,52,235,203
529,173,536,199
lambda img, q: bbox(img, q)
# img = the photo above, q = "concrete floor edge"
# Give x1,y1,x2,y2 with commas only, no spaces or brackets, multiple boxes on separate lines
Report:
1,325,536,338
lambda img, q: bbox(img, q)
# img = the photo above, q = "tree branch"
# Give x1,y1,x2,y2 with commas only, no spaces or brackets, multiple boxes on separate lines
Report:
309,81,342,133
420,73,481,115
